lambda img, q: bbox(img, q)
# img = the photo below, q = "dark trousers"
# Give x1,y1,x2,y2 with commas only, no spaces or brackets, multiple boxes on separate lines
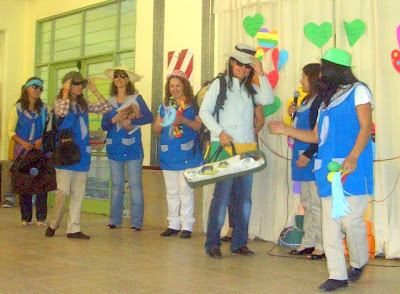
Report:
19,193,47,222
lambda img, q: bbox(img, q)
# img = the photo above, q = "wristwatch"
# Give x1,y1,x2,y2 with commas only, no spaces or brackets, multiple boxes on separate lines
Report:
183,118,188,125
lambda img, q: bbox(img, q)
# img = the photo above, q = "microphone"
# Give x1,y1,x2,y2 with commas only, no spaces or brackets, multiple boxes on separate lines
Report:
76,61,82,72
291,91,300,120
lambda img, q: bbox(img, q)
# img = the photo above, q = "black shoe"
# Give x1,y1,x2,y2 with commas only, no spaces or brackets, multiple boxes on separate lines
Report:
232,246,255,256
131,227,141,231
67,232,90,240
348,266,365,282
160,228,180,237
45,227,56,237
318,279,348,292
207,248,222,259
180,230,192,239
289,247,315,255
220,236,232,242
307,253,326,260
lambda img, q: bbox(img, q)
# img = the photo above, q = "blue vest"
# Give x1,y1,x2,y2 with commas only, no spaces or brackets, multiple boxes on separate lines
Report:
57,106,91,172
159,103,202,170
104,95,144,161
314,83,374,197
15,103,47,143
292,98,316,181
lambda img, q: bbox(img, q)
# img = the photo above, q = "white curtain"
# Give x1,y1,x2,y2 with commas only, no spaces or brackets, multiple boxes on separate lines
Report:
209,0,400,259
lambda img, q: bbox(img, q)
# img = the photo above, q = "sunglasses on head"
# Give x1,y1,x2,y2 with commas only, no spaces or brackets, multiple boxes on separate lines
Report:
71,80,84,86
31,84,43,91
113,73,127,79
235,59,252,70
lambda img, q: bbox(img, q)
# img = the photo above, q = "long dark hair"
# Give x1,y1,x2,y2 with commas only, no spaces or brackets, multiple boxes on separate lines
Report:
317,59,359,107
302,63,320,104
164,75,195,106
56,89,88,112
16,77,44,113
109,70,136,96
225,57,256,98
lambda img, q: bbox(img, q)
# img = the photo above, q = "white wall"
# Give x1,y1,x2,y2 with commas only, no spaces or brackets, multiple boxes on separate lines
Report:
0,0,204,165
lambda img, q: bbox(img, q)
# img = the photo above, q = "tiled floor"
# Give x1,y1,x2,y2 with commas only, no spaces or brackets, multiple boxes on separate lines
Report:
0,207,399,294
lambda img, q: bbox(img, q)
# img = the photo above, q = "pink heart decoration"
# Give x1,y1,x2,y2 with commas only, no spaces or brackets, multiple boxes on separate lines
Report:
266,70,279,89
391,49,400,74
397,25,400,48
271,48,279,70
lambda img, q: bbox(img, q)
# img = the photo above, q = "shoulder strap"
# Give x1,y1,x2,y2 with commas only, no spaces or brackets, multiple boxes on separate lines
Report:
213,75,227,123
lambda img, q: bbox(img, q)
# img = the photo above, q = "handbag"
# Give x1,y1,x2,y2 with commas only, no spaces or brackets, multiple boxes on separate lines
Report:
10,149,57,194
50,113,81,167
42,108,64,153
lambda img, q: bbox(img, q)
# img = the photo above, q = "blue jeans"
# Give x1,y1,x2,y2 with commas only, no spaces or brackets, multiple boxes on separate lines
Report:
109,159,144,228
205,174,253,252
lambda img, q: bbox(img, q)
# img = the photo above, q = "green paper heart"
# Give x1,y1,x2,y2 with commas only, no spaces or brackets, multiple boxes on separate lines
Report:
303,22,332,48
344,19,366,47
263,96,281,117
243,14,264,37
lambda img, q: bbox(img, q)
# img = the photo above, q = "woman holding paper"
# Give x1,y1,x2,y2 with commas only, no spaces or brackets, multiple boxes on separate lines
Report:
269,48,373,292
153,70,202,239
101,66,153,231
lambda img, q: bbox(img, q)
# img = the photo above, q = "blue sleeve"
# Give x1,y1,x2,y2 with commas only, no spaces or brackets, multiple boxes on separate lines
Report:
101,110,113,131
131,95,153,126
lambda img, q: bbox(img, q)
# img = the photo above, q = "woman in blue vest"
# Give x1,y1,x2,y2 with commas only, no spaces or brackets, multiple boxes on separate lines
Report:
153,70,202,239
45,71,111,240
288,63,325,259
269,48,373,292
101,66,153,231
7,77,48,227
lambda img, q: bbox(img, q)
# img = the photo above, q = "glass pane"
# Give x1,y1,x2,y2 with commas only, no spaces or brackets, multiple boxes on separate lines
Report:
37,66,49,104
38,21,52,64
54,14,82,61
85,5,116,55
86,156,110,200
86,60,114,147
118,51,135,70
119,0,135,50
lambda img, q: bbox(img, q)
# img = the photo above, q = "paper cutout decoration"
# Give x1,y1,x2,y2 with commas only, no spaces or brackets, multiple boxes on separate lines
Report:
257,28,278,52
271,48,289,71
391,25,400,74
344,19,366,47
277,50,289,71
391,50,400,74
397,24,400,48
304,22,332,48
243,14,264,37
263,96,281,117
266,70,279,89
255,46,264,61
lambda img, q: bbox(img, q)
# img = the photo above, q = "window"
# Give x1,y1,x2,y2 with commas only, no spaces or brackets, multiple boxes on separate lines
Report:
35,0,136,105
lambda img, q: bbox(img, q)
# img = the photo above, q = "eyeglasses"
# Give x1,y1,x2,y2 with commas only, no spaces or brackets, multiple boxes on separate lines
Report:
235,60,253,70
113,73,127,79
71,80,84,86
31,84,43,91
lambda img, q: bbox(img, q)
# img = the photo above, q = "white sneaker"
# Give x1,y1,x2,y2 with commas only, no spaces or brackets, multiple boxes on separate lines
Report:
2,200,14,208
18,221,33,227
37,221,47,227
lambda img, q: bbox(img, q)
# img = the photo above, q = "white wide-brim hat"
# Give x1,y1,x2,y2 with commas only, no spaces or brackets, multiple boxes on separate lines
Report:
228,43,256,65
104,65,143,83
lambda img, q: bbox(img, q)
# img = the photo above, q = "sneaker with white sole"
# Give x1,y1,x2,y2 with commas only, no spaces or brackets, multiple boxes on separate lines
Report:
37,221,47,227
2,200,14,208
18,221,33,227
